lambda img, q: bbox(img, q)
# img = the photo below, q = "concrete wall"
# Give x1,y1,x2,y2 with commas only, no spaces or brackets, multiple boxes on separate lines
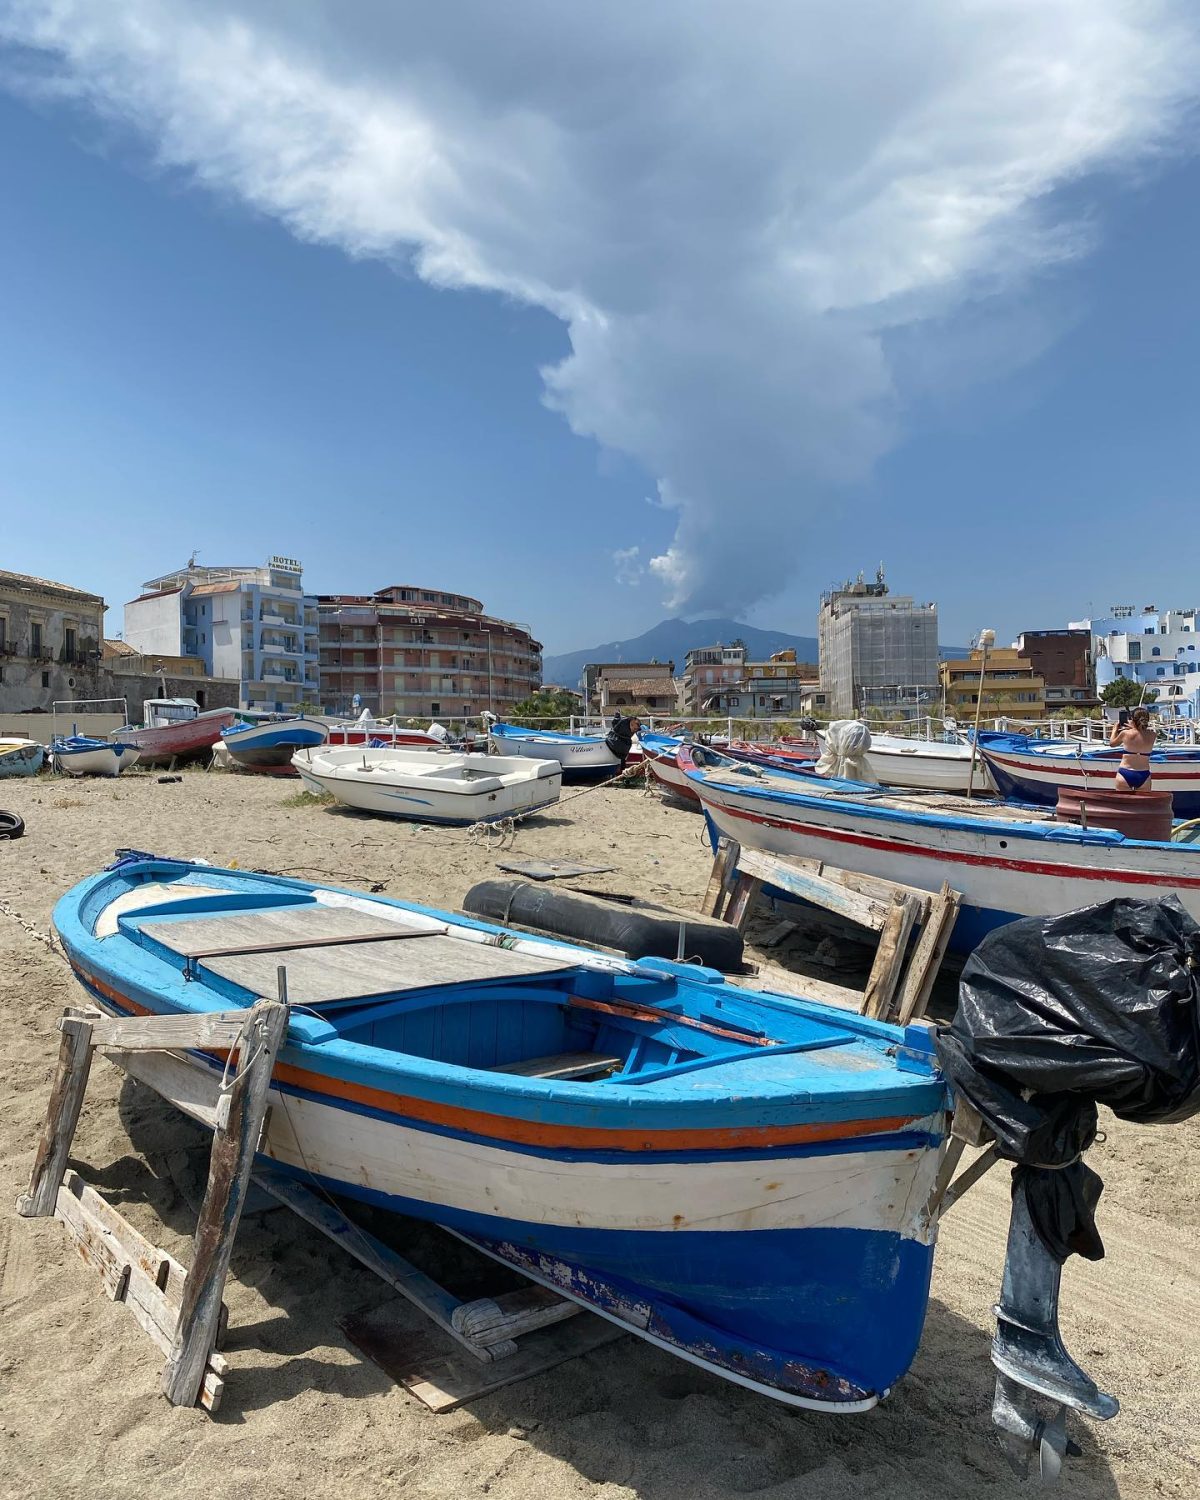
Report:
0,712,126,740
123,590,184,657
0,661,240,723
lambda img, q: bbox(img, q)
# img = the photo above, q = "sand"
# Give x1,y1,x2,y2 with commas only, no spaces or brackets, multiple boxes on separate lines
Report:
0,767,1197,1500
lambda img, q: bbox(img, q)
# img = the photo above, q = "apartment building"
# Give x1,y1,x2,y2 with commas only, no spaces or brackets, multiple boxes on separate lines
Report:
124,556,319,712
818,569,939,717
317,584,541,719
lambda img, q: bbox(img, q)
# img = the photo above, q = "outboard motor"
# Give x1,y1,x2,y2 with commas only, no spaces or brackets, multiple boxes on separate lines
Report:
936,897,1200,1480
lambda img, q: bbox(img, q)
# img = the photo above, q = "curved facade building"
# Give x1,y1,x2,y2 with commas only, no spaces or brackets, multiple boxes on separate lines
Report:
317,584,542,720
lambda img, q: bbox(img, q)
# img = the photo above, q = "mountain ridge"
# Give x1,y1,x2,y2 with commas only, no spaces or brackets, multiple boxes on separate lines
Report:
542,617,819,688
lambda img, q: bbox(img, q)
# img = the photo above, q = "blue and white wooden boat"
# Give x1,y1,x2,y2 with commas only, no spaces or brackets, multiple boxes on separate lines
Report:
977,730,1200,814
680,744,1200,950
53,855,951,1411
52,734,140,777
220,714,328,776
0,738,45,778
487,720,622,781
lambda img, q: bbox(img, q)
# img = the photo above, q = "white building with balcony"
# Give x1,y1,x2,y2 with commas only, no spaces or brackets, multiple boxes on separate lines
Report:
124,556,319,712
1071,604,1200,716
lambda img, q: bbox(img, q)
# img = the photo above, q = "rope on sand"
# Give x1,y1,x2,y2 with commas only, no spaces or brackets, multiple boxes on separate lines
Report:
0,898,64,960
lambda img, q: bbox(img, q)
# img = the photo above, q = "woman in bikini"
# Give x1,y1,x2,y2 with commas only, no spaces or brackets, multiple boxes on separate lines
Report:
1109,706,1156,793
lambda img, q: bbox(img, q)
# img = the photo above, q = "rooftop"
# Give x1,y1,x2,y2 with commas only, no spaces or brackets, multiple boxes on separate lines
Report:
0,568,105,605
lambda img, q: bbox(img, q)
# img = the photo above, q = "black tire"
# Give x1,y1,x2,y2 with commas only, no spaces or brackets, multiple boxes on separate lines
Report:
0,810,25,840
463,879,743,971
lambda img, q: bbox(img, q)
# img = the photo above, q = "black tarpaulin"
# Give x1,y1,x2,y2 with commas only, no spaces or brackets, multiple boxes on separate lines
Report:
936,896,1200,1261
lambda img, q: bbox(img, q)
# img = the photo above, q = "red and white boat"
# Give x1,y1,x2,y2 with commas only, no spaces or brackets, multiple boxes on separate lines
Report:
320,712,447,749
113,699,240,768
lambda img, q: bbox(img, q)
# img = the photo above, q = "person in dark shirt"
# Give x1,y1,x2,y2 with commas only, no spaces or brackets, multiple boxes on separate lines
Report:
604,712,641,767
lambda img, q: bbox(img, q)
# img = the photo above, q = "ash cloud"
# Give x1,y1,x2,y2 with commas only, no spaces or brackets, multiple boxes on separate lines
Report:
3,0,1196,614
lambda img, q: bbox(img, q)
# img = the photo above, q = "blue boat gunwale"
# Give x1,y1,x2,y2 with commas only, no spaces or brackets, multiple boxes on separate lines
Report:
53,858,948,1134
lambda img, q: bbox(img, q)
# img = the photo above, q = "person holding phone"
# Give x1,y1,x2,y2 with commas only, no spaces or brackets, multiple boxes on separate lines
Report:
1109,706,1156,793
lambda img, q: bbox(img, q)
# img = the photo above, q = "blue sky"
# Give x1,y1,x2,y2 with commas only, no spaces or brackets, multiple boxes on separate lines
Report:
2,5,1199,658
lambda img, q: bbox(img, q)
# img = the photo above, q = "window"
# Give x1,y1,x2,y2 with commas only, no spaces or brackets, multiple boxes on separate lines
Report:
1157,668,1166,676
728,695,740,707
1152,647,1161,656
431,701,441,714
64,627,77,659
0,617,5,649
31,622,42,656
41,670,50,688
1128,642,1141,660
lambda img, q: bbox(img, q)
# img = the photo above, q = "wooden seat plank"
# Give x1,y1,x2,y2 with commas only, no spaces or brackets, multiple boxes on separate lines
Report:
201,935,573,1005
490,1052,622,1080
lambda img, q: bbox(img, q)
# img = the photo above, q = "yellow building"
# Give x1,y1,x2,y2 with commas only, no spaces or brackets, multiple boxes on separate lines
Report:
939,647,1045,722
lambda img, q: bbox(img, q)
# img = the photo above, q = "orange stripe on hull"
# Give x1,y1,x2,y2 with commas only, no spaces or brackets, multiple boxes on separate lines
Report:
72,963,925,1154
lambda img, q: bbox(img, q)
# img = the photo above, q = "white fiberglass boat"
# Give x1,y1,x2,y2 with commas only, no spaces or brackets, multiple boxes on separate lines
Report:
292,746,562,824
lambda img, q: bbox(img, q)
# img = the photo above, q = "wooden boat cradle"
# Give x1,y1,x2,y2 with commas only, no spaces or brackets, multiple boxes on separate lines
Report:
15,982,624,1414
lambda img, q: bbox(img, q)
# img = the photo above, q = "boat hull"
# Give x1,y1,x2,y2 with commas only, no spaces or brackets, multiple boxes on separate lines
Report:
818,732,991,794
55,859,949,1409
0,740,45,778
978,733,1200,814
118,709,240,766
293,747,562,824
54,743,140,777
685,759,1200,951
488,723,621,781
222,716,328,775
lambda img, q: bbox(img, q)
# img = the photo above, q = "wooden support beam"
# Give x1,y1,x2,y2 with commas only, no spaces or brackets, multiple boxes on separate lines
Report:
17,1013,95,1218
895,882,961,1025
941,1143,1001,1212
733,847,892,932
54,1170,228,1411
862,893,921,1021
254,1167,520,1364
451,1286,581,1346
724,873,763,933
87,1009,253,1052
161,998,288,1407
700,837,739,919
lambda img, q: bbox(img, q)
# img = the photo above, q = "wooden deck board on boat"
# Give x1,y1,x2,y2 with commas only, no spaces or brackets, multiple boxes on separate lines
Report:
748,770,1059,823
136,910,576,1004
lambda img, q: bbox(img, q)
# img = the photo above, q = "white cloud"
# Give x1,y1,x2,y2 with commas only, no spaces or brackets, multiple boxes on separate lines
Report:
612,545,643,587
2,0,1196,613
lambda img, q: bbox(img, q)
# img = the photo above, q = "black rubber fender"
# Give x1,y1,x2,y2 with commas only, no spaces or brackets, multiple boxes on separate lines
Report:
462,879,744,971
0,810,25,840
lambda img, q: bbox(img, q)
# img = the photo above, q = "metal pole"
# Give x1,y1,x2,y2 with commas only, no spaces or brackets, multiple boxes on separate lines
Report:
967,630,994,799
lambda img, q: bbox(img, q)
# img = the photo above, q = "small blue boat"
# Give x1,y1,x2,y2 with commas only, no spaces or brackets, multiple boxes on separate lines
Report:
54,855,950,1410
487,720,622,781
0,738,45,778
52,734,140,777
220,714,328,776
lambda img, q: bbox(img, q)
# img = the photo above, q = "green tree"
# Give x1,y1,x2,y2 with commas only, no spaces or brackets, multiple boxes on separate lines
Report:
505,687,583,730
1100,677,1158,709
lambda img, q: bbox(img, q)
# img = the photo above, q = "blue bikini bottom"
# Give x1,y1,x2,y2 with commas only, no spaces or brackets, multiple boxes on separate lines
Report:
1116,767,1151,790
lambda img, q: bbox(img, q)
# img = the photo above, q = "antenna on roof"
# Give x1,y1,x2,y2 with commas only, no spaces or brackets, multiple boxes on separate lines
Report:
187,550,200,569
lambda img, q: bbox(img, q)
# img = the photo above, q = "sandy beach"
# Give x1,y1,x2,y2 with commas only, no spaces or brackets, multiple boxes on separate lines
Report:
0,767,1197,1500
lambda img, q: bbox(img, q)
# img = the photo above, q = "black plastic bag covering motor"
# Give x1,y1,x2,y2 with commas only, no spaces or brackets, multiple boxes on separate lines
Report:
936,896,1200,1263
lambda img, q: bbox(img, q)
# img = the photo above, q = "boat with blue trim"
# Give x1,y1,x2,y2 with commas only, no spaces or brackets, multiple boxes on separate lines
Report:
52,734,140,777
486,719,625,780
0,738,45,778
680,744,1200,950
220,714,328,775
977,729,1200,814
52,854,950,1411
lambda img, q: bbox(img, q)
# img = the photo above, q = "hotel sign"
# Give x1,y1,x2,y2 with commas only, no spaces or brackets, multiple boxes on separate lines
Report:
270,555,302,573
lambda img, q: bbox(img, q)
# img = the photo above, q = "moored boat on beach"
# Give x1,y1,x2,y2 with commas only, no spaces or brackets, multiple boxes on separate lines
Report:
53,854,951,1411
487,720,624,780
52,735,140,777
977,729,1200,814
114,700,240,768
293,744,562,823
0,738,45,778
680,744,1200,950
818,727,993,794
221,715,328,775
